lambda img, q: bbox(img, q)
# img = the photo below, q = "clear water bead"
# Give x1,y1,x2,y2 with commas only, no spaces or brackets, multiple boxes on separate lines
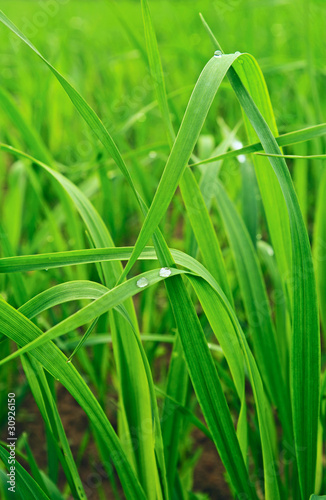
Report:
214,50,222,58
66,359,72,364
159,267,172,278
233,140,246,164
136,277,149,288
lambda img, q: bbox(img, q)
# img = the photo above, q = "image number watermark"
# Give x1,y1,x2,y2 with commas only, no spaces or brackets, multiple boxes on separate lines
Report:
7,393,16,493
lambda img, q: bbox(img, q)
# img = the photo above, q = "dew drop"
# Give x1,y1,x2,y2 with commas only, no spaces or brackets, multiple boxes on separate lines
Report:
214,50,222,58
233,140,246,164
267,247,274,256
66,358,72,364
136,277,149,288
45,268,48,272
159,267,172,278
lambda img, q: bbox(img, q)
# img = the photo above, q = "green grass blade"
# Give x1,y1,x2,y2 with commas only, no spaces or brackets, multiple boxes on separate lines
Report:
255,152,326,159
215,180,292,439
21,355,87,499
235,53,291,293
141,0,174,142
0,222,28,307
18,281,108,319
0,268,185,364
191,123,326,167
0,245,241,296
0,445,50,499
180,168,233,303
155,386,213,440
188,274,280,500
314,169,326,342
0,87,53,165
164,275,256,500
257,241,290,375
66,318,99,363
118,52,241,282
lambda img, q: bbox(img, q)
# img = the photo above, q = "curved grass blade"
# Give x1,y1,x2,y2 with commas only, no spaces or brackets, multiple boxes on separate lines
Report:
190,125,326,168
118,51,242,282
67,318,99,363
0,444,50,499
0,301,147,500
0,268,185,365
255,152,326,159
234,53,291,292
0,245,241,299
18,280,108,319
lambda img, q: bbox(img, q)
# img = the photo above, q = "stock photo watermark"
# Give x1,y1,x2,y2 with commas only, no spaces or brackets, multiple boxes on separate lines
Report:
9,0,70,52
7,393,16,493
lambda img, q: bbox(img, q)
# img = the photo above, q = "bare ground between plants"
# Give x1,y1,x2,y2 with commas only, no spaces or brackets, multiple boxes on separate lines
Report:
6,386,232,499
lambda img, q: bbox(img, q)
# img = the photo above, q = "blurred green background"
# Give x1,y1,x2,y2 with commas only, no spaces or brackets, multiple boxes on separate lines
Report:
1,0,325,250
0,1,325,498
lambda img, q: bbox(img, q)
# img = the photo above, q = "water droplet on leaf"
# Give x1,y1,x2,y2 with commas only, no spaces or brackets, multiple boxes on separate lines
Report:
159,267,172,278
214,50,222,58
136,277,149,288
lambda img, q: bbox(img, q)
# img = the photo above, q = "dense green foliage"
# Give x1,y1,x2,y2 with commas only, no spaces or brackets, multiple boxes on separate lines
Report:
0,1,325,499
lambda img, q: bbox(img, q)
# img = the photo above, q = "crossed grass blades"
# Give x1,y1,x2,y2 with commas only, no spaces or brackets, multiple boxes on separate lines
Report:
0,2,325,500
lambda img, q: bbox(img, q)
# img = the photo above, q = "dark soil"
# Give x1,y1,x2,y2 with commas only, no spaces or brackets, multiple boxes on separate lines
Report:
5,384,232,499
